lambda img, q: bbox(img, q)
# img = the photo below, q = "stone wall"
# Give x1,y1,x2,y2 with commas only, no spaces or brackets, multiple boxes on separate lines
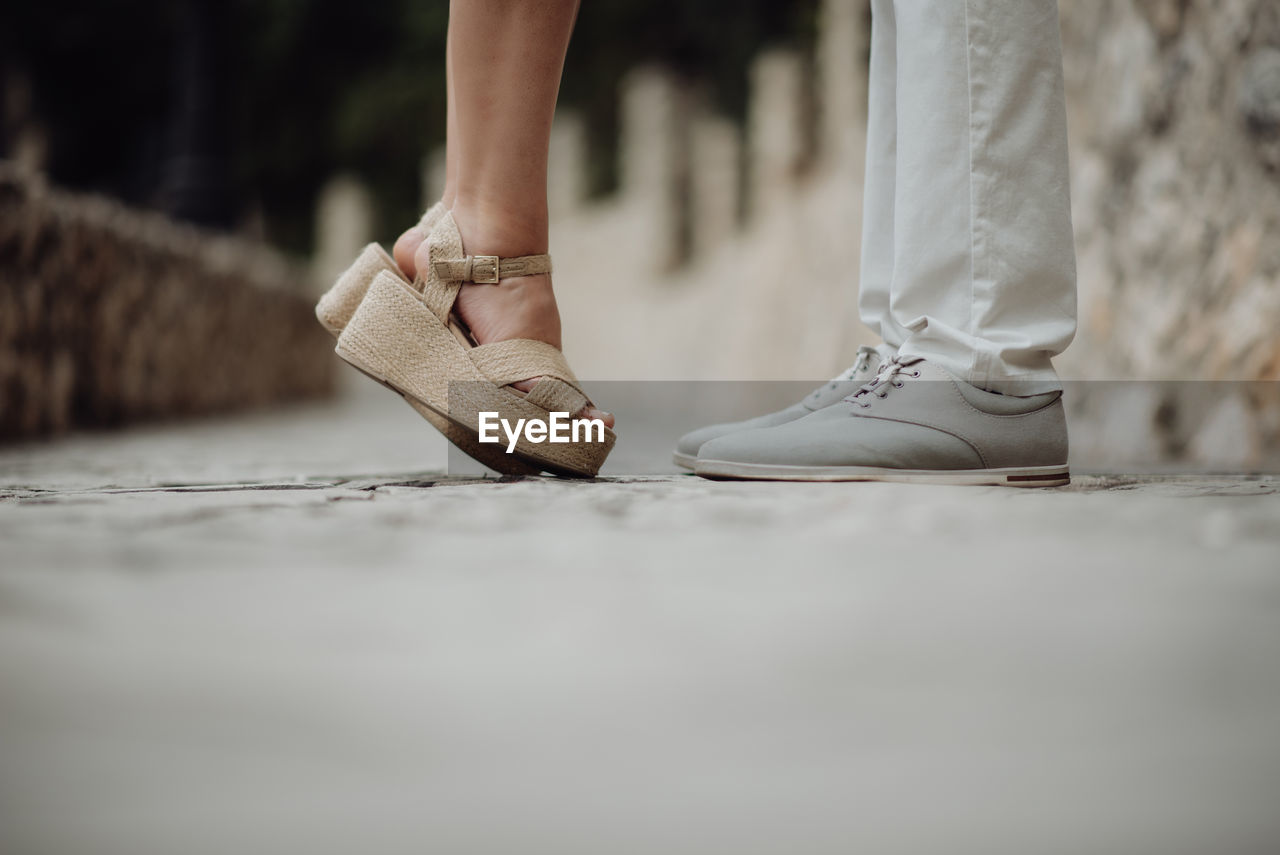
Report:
1060,0,1280,382
0,167,334,440
1058,0,1280,468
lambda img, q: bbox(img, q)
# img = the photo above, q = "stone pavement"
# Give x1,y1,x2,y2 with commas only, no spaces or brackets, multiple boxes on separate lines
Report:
2,374,1279,855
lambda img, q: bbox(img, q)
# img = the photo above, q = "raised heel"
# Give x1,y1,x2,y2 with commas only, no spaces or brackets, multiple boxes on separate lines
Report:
315,243,399,335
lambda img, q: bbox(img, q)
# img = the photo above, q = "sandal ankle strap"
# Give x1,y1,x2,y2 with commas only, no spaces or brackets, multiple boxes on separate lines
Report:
433,253,552,285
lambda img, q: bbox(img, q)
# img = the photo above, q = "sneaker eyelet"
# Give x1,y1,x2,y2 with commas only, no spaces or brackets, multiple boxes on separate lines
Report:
892,381,903,388
911,371,920,377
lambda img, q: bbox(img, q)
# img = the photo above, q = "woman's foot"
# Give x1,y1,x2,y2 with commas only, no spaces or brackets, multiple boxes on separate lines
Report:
397,206,614,428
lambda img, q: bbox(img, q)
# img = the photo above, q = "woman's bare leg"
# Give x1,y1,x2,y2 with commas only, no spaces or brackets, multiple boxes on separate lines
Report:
439,0,576,338
418,0,609,423
441,31,459,210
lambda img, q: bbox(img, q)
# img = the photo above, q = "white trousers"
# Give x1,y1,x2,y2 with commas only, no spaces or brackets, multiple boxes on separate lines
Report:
858,0,1077,394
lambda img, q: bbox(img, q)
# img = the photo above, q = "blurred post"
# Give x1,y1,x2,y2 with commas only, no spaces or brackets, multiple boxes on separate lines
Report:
747,50,806,221
689,113,741,257
313,175,375,288
2,70,48,176
159,0,232,228
817,0,871,167
548,111,588,219
619,66,687,272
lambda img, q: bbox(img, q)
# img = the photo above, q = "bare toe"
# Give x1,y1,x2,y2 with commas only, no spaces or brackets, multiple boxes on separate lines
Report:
585,407,615,429
508,377,614,429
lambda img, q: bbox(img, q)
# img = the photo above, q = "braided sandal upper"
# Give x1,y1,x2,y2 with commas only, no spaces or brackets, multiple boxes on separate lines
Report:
417,213,597,418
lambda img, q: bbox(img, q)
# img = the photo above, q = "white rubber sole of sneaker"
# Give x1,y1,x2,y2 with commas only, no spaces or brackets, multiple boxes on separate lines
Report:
672,451,697,470
693,459,1070,487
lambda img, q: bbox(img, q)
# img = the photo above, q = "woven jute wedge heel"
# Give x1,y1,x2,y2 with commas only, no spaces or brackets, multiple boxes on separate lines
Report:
315,203,445,334
314,205,538,476
335,212,615,478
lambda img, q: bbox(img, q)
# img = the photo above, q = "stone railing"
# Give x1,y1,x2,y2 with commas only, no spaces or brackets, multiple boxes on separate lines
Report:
0,166,334,440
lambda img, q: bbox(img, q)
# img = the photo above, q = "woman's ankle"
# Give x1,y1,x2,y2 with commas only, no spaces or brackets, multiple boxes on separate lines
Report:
409,198,562,350
449,197,549,259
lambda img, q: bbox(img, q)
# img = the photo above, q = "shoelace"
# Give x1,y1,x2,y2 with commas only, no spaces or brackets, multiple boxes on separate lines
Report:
808,346,881,402
847,357,921,408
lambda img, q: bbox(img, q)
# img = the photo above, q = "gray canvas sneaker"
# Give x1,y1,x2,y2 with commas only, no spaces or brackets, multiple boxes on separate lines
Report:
693,355,1069,486
672,345,892,469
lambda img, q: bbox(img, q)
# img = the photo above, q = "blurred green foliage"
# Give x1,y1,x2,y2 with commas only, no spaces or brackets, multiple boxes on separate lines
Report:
3,0,815,254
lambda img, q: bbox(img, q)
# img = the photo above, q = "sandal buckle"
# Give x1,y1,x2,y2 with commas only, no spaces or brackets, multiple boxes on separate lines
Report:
471,255,500,284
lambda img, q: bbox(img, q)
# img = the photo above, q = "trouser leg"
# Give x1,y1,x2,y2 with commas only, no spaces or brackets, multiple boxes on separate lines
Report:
889,0,1077,393
857,0,906,351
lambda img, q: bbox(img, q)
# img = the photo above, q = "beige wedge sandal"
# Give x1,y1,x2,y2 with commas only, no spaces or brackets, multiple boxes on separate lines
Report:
333,212,615,478
314,203,539,476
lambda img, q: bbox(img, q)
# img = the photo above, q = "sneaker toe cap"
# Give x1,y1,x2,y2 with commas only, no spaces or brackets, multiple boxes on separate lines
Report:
674,403,810,458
